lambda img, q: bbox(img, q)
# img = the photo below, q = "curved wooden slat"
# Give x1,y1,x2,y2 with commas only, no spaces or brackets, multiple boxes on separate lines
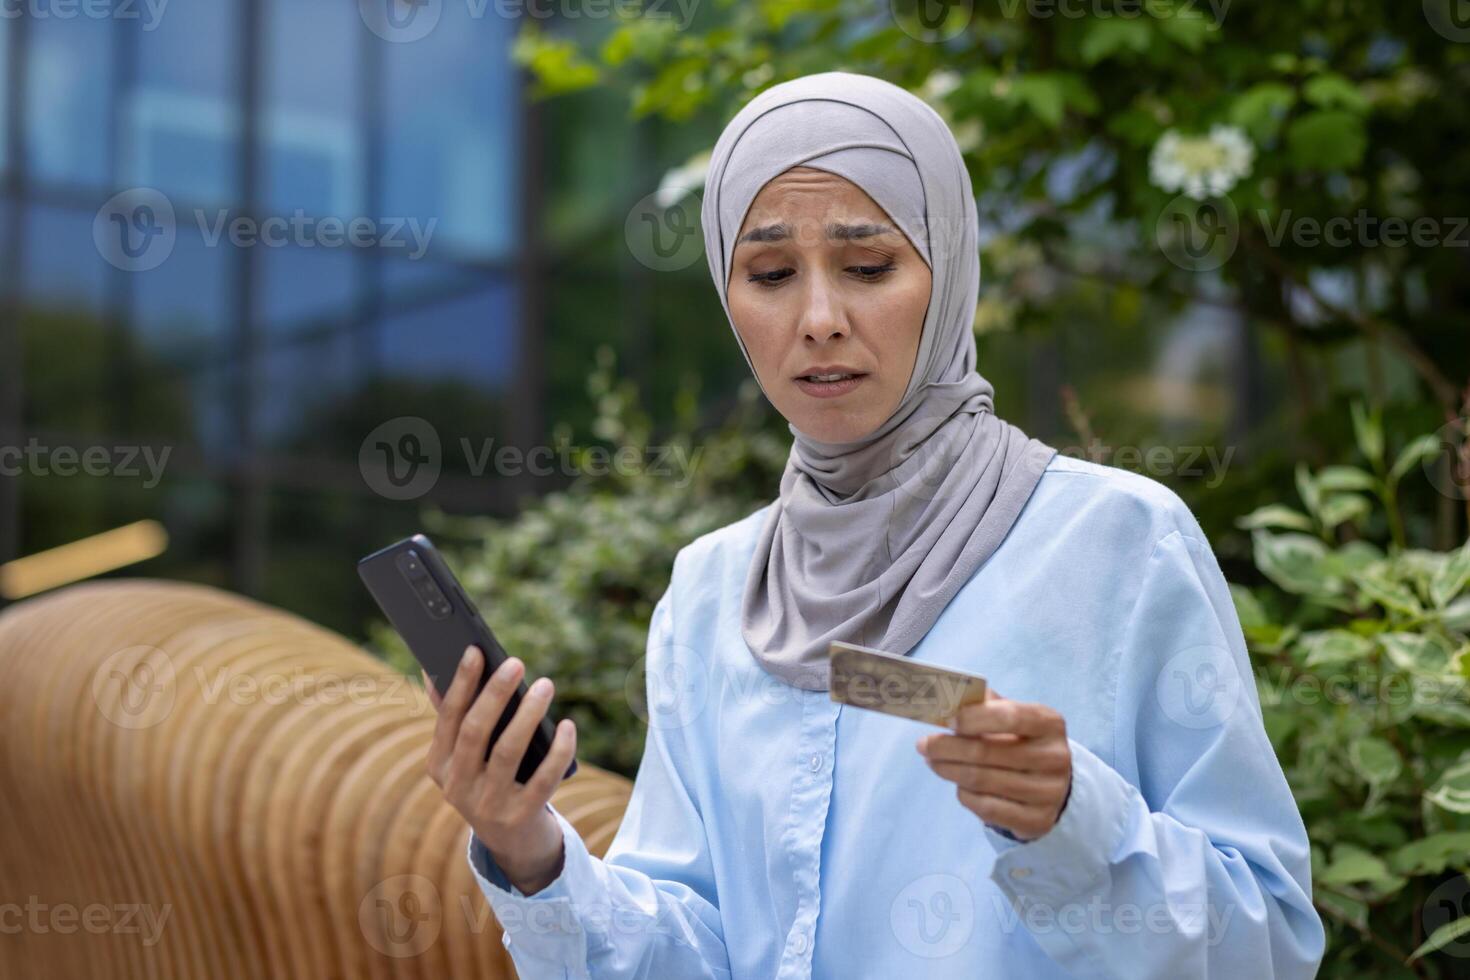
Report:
0,580,634,979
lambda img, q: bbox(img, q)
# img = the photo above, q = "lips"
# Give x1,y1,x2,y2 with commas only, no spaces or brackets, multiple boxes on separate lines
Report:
793,372,867,398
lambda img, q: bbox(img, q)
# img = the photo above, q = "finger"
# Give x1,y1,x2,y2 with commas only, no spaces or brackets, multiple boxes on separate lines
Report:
427,647,486,781
421,669,442,711
447,655,523,793
518,717,577,807
484,675,556,790
955,789,1053,839
921,732,1068,772
925,760,1067,805
952,698,1065,739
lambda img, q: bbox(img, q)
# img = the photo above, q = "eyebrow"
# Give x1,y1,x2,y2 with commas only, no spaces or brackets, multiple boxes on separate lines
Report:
736,221,898,244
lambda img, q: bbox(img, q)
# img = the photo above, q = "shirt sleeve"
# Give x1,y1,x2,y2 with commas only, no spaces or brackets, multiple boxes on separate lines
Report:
465,586,733,979
982,526,1326,979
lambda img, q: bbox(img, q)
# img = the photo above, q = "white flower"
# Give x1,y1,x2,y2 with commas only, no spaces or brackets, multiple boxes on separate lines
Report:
920,69,963,102
1148,125,1255,200
654,148,712,209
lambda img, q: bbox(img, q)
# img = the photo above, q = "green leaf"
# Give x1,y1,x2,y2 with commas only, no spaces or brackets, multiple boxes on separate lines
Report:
1318,493,1370,530
1253,531,1342,598
1351,402,1385,467
1080,18,1152,65
1297,629,1374,667
1410,914,1470,962
1352,565,1424,617
1315,889,1369,932
1433,541,1470,608
1303,73,1370,114
1295,462,1321,519
1229,83,1296,144
1236,505,1315,533
1318,843,1403,891
1316,465,1377,492
1388,833,1470,876
1230,583,1270,629
1390,433,1445,485
1011,75,1066,127
1287,110,1368,171
1427,758,1470,815
1380,632,1451,673
1348,736,1402,786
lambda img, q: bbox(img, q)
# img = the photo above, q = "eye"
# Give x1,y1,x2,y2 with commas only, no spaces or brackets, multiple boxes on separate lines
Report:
746,268,793,288
849,262,896,281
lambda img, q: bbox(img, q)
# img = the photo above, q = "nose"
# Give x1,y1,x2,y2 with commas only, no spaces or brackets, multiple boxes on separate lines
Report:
797,271,849,345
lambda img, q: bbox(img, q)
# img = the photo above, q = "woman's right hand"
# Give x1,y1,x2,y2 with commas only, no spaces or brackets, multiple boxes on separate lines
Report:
422,645,578,895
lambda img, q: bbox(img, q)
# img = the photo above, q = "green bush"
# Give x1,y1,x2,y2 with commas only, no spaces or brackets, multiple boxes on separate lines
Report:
1232,403,1469,977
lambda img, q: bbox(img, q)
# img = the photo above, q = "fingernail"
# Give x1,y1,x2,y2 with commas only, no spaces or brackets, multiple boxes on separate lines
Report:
462,646,477,666
530,677,551,697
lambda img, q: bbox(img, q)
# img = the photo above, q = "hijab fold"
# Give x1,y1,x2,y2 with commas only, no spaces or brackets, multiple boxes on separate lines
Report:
700,71,1056,691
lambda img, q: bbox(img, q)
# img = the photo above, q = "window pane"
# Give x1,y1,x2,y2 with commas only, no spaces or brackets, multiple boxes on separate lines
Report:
119,0,241,206
22,205,113,435
26,14,114,187
379,4,518,259
261,0,363,219
379,275,518,388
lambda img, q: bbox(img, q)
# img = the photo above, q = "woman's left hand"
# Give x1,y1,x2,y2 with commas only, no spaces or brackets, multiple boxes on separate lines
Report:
916,689,1073,841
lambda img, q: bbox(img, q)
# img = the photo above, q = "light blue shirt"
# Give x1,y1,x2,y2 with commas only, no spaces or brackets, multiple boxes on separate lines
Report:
467,454,1325,978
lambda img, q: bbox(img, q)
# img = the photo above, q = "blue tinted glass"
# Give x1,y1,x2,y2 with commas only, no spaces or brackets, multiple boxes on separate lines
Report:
120,0,240,206
129,224,231,365
257,329,358,450
26,14,114,187
379,275,518,388
257,245,359,337
0,18,9,175
24,205,110,313
261,0,364,219
379,252,483,305
380,3,518,259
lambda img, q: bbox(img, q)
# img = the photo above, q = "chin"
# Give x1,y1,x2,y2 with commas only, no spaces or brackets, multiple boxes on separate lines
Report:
789,411,881,445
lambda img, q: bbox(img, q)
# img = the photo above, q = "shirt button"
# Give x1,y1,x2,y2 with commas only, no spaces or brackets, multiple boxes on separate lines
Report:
1009,867,1032,880
792,932,808,953
808,754,822,772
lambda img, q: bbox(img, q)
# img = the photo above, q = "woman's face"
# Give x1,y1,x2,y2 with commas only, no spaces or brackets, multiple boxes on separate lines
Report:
726,166,932,443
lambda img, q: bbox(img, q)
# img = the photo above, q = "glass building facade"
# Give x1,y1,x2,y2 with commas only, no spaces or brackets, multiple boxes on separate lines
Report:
0,2,546,636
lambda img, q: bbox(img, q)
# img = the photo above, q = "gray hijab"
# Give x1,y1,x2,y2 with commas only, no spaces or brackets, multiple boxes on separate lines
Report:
700,71,1056,691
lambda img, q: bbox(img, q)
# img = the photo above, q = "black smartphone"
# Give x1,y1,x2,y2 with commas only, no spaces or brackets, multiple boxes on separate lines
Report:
358,533,576,784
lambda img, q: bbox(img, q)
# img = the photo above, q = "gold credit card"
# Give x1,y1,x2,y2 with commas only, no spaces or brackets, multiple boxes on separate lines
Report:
828,641,988,727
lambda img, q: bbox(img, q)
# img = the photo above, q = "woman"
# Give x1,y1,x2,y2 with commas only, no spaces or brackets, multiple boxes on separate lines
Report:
424,71,1325,978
